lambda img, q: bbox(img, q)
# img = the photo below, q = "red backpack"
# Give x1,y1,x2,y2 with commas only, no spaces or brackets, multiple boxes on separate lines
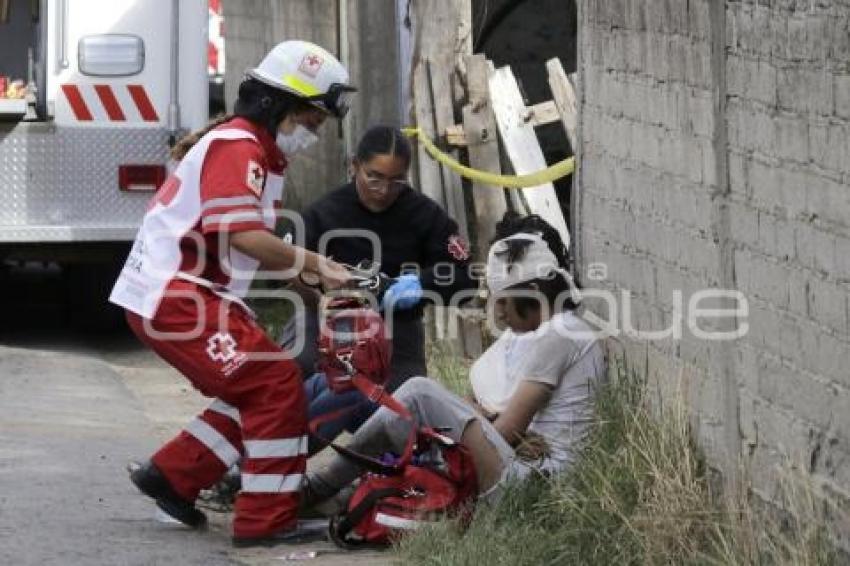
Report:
327,419,478,548
313,302,478,548
317,296,392,394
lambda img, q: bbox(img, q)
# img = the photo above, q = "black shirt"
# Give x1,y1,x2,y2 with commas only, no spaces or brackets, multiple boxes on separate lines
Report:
300,182,477,314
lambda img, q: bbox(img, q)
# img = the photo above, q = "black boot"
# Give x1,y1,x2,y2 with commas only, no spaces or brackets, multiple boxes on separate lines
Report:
128,460,208,529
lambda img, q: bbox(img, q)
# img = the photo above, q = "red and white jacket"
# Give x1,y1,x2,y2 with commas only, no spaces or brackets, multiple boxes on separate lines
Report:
110,118,287,319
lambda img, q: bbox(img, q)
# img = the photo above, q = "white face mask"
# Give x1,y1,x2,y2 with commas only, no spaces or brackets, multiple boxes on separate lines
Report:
276,124,319,156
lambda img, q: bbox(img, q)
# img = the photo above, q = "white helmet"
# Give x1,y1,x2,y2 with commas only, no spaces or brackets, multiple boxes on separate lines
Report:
247,40,356,119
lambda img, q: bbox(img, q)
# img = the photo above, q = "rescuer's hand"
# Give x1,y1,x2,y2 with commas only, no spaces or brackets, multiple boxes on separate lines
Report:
317,258,351,291
381,274,423,311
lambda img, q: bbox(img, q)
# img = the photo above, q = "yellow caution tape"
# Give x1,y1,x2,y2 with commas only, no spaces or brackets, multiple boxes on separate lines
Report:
402,127,575,189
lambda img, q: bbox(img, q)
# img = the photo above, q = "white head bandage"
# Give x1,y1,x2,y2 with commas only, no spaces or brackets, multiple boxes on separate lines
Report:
486,233,581,302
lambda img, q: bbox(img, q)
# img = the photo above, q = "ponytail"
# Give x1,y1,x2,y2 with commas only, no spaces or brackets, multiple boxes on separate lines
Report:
170,114,234,161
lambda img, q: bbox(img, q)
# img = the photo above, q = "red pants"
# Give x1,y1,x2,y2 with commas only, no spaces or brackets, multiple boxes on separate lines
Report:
126,280,306,538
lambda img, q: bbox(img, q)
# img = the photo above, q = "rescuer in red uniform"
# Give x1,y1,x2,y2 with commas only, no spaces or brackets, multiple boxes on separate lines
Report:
110,40,356,547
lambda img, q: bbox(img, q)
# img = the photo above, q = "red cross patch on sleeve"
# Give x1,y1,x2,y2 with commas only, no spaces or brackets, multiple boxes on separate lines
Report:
447,234,470,261
245,160,265,196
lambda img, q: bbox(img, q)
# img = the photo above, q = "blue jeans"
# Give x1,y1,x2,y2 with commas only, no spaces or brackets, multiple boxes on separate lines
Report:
304,372,378,455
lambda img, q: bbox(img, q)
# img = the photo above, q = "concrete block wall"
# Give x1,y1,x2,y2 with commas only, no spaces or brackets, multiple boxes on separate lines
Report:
578,0,850,525
725,0,850,508
578,0,733,468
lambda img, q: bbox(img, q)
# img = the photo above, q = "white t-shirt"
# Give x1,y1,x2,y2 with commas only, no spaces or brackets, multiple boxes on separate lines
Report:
470,311,605,473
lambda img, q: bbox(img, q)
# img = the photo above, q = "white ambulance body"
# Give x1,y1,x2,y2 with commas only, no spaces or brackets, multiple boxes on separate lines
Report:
0,0,208,259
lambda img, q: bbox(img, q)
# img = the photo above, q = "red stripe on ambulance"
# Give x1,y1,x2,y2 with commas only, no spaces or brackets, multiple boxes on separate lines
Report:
61,84,160,123
94,85,127,121
127,85,159,122
61,84,94,121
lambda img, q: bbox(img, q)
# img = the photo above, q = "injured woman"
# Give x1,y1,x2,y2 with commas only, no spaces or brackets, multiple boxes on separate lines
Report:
302,213,607,507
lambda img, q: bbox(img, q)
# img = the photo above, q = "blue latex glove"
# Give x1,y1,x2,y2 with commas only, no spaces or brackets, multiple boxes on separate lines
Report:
381,274,423,311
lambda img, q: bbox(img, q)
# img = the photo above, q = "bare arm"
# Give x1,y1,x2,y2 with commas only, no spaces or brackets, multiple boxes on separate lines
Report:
229,230,349,289
492,381,553,447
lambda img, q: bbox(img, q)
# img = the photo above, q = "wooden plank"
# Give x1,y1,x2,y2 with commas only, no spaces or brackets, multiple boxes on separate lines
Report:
411,60,446,208
546,58,580,274
462,53,507,260
447,100,560,147
452,2,474,110
429,60,469,240
546,57,579,149
526,101,561,127
407,0,472,225
489,65,570,248
502,152,529,215
445,124,467,146
407,0,473,349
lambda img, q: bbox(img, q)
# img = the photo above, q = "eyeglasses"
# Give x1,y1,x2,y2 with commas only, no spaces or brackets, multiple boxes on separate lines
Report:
359,168,408,192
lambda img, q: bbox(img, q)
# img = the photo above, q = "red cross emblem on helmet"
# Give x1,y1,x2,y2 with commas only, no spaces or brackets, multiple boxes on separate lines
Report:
299,53,325,78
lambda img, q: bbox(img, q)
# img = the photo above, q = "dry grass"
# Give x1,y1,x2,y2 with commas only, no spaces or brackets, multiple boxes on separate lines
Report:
425,339,473,399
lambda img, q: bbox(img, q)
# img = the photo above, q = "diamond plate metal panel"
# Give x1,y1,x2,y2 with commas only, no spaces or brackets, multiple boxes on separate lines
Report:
0,225,138,243
0,122,169,242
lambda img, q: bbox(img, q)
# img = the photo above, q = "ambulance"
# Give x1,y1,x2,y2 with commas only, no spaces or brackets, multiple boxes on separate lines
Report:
0,0,208,321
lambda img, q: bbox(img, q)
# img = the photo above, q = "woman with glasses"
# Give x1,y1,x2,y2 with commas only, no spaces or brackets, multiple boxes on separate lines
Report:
291,125,477,453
